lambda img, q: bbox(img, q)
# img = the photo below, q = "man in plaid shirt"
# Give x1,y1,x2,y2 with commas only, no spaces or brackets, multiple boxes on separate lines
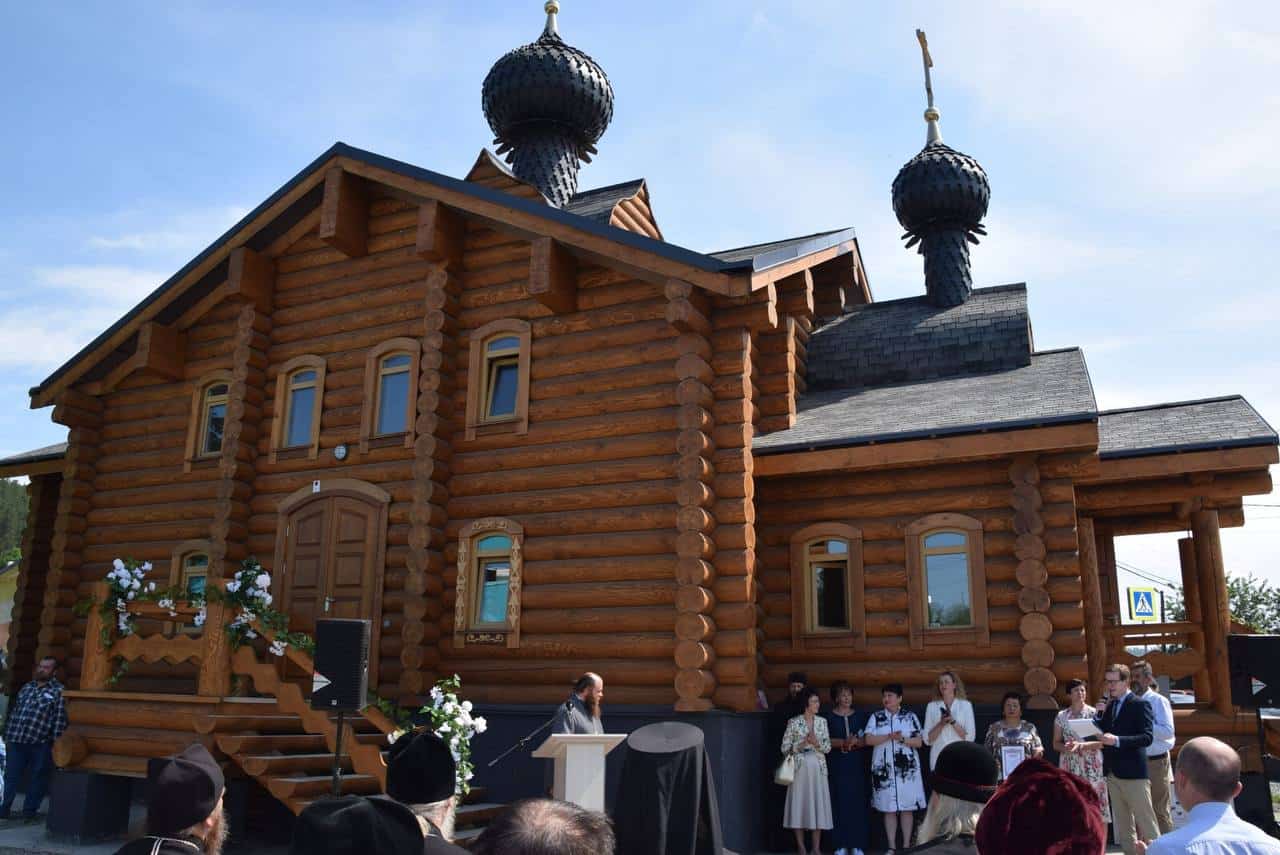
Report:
0,657,67,821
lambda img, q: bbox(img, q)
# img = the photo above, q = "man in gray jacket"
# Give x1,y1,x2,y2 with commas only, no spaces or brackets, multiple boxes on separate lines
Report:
553,673,604,734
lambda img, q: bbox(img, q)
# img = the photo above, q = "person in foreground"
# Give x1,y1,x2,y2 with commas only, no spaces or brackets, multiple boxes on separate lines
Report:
781,686,833,855
1137,736,1280,854
974,756,1107,854
0,656,67,822
470,797,616,855
386,727,469,853
114,744,228,855
291,794,426,855
905,740,997,853
1094,663,1159,855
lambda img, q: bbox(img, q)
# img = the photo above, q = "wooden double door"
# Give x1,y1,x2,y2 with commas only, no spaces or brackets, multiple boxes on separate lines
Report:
274,482,389,687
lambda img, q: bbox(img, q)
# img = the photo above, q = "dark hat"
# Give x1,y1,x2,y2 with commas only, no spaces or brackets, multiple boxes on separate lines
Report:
291,795,424,855
786,671,807,684
387,728,457,805
975,757,1106,855
145,743,225,835
930,741,998,804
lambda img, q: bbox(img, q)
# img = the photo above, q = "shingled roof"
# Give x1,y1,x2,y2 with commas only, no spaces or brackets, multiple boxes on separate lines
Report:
0,442,67,468
563,179,646,223
805,284,1031,390
754,348,1097,454
1098,396,1278,459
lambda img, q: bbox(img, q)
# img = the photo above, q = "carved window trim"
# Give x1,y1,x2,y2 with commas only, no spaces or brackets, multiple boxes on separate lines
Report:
454,518,524,649
464,319,530,441
906,513,990,650
360,337,421,454
270,355,326,463
183,370,234,472
168,538,212,635
789,522,866,651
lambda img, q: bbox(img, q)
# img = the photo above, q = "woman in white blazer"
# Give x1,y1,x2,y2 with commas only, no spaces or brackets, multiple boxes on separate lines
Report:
923,670,976,771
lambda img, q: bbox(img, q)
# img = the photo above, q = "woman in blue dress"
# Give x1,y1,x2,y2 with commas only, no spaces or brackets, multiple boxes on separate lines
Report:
823,680,868,855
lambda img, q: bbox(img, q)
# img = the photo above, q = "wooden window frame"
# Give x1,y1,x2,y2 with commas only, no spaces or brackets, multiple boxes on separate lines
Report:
183,370,234,472
906,513,989,650
464,319,530,441
790,522,866,651
168,539,212,635
454,518,524,649
271,355,326,463
360,337,420,454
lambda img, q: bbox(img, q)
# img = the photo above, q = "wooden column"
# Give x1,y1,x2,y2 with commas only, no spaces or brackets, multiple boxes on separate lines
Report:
8,474,58,689
1010,455,1057,708
80,581,111,691
1177,536,1212,705
1077,517,1107,698
40,390,102,673
201,291,271,697
401,262,458,702
1095,525,1120,618
670,282,717,712
1192,509,1232,716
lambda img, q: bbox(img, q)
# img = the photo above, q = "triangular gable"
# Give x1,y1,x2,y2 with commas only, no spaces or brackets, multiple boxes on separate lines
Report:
463,150,546,204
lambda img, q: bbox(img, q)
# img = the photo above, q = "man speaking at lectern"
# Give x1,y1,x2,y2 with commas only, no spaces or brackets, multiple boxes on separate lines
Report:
554,673,605,735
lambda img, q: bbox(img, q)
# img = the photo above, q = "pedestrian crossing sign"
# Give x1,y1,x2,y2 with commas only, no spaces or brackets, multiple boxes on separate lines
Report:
1128,587,1158,623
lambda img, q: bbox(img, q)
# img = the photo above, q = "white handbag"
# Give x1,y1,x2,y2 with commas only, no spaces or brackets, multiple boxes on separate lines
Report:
774,753,796,786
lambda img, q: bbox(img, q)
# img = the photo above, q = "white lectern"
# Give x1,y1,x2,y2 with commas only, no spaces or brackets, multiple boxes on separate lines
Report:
533,733,626,811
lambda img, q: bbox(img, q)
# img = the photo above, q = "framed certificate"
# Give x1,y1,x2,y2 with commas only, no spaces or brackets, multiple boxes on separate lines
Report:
1001,745,1025,779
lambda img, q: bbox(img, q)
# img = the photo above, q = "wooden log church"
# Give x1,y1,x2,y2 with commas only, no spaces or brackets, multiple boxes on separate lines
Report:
1,2,1276,837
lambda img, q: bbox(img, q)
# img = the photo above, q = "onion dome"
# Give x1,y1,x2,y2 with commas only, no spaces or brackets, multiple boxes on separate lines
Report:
891,32,990,307
481,1,615,207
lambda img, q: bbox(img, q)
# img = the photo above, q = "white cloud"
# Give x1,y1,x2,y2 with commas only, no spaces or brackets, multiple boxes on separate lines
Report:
86,205,249,255
32,264,165,301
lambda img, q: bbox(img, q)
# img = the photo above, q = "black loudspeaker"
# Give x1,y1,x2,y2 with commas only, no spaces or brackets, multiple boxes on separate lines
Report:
1228,634,1280,708
1235,772,1280,837
311,619,370,711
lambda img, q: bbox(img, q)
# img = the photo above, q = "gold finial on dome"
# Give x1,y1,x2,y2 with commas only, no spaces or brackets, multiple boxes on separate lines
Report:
544,0,561,37
916,29,942,145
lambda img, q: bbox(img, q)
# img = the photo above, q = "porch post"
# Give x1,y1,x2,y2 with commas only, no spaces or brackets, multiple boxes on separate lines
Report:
1077,517,1108,696
197,592,231,697
1177,536,1212,706
79,581,111,692
1191,509,1232,716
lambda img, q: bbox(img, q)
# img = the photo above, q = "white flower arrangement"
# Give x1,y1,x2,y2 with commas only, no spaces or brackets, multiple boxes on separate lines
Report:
421,674,486,795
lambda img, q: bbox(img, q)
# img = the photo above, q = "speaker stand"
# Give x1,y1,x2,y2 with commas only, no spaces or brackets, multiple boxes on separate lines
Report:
331,710,346,798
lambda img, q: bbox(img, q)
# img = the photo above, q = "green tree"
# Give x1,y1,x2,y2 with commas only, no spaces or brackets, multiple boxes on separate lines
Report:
0,479,27,559
1159,573,1280,633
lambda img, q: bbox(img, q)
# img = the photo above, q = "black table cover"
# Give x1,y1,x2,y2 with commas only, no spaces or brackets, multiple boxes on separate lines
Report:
614,721,724,855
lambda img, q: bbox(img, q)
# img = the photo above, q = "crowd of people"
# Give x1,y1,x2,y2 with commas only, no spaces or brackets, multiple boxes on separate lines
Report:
767,664,1280,855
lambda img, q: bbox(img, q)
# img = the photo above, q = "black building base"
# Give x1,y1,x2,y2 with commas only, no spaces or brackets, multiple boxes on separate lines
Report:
46,769,136,845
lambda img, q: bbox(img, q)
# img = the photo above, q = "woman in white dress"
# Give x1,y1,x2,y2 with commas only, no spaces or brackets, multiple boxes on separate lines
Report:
922,670,976,771
864,682,926,854
780,687,833,855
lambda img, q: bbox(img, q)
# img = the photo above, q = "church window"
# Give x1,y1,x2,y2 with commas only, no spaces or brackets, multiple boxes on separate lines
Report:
184,370,234,471
906,514,989,649
359,337,421,453
271,355,326,462
789,523,866,650
465,319,530,440
454,518,524,649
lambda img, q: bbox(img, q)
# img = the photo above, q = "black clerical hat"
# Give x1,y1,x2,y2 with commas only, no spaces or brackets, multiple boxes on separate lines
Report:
291,795,424,855
145,743,225,835
387,728,457,805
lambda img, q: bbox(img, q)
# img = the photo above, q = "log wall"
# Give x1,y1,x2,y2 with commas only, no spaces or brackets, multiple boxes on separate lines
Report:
755,451,1090,705
8,473,59,692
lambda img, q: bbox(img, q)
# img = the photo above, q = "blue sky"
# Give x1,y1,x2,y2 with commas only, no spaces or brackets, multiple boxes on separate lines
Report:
1,1,1277,595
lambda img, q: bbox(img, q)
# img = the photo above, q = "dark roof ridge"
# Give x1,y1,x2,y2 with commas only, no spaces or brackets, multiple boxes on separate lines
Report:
571,177,646,198
709,227,850,258
1098,394,1249,416
831,281,1025,316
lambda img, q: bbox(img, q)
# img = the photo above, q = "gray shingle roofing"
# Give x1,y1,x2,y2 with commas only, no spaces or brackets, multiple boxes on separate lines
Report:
563,179,645,223
805,284,1032,390
1098,397,1278,459
0,442,67,467
753,348,1097,454
709,228,855,272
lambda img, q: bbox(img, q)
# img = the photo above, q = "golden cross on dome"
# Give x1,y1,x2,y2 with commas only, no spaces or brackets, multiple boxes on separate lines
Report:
916,29,942,144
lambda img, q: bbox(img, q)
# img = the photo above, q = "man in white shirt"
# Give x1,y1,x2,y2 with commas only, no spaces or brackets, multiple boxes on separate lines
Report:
1138,736,1280,854
1134,660,1177,834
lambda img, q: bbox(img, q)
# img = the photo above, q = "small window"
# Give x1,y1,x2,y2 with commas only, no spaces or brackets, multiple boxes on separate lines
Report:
284,370,317,448
271,355,325,461
182,553,209,598
906,513,989,649
375,353,412,435
789,523,865,650
465,320,531,440
455,520,525,649
200,384,228,457
923,531,972,628
360,338,421,453
168,540,212,634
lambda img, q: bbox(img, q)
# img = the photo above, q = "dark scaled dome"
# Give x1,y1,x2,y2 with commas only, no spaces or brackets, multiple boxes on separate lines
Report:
480,2,614,206
891,141,990,237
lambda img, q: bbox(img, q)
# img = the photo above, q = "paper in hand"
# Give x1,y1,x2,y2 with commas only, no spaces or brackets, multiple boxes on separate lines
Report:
1066,718,1101,738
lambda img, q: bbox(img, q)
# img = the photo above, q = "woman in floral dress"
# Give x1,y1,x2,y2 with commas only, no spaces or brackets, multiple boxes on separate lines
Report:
1052,678,1111,822
983,691,1044,780
864,682,926,854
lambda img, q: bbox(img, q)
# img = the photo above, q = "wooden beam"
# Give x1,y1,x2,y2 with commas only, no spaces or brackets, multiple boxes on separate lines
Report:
775,269,814,317
1192,510,1232,717
415,200,464,268
1179,536,1213,704
715,282,777,332
318,167,368,258
1077,517,1107,697
227,245,274,312
1084,445,1279,484
529,237,577,314
748,239,857,290
1105,506,1245,536
754,421,1099,477
1077,469,1272,512
0,456,64,479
